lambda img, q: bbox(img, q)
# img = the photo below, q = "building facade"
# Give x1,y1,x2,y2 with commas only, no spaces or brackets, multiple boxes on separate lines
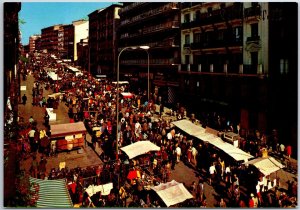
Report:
179,2,297,148
41,24,63,55
77,38,89,71
4,2,21,206
88,4,122,77
118,3,181,103
29,34,41,52
73,19,89,62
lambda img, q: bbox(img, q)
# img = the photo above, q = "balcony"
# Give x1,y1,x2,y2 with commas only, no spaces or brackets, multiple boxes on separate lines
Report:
190,42,202,50
181,2,202,10
120,3,179,27
120,58,175,65
246,36,260,44
183,43,191,48
119,2,146,15
244,5,261,19
181,21,191,30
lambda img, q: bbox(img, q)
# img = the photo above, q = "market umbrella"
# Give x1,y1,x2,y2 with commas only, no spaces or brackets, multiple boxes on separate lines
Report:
127,170,141,180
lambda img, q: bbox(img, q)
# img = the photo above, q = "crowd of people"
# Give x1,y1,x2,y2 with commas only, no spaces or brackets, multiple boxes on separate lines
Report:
17,53,297,208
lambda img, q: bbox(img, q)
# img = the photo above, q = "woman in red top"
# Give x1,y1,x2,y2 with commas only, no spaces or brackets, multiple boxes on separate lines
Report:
286,145,292,158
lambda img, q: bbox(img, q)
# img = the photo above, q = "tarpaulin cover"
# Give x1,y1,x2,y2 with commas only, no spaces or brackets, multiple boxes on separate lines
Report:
29,177,73,208
244,156,284,176
47,71,61,80
121,92,134,99
171,119,205,137
50,122,86,138
173,119,253,162
151,180,193,207
85,183,113,197
120,140,160,159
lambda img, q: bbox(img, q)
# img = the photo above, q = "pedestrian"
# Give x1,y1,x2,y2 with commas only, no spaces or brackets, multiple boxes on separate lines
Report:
22,94,27,105
175,143,181,163
209,162,217,185
286,144,292,159
28,128,36,152
29,116,34,124
219,198,227,207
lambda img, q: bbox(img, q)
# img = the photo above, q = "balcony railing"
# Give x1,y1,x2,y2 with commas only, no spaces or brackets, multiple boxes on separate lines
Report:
244,5,261,19
120,3,179,27
119,2,145,15
181,2,202,9
246,36,261,46
120,58,175,65
183,43,191,48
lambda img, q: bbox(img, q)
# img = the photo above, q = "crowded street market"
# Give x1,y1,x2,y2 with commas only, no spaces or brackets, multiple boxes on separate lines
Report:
10,52,297,208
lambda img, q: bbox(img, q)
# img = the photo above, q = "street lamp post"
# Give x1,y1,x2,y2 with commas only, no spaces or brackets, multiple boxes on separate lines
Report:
116,45,149,160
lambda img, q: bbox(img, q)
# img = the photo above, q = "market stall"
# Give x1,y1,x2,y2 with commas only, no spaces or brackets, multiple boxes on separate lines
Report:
121,92,134,99
29,177,73,208
50,122,86,152
244,156,284,192
151,180,193,207
120,141,160,159
171,119,205,137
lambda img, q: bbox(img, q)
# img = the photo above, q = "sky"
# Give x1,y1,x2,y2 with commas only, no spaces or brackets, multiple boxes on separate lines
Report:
19,2,116,45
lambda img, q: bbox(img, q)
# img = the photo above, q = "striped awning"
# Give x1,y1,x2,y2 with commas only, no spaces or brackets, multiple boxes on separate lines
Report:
30,177,73,208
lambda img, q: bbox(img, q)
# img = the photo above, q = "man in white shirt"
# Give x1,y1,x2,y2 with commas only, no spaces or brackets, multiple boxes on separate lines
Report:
209,163,217,185
175,144,182,163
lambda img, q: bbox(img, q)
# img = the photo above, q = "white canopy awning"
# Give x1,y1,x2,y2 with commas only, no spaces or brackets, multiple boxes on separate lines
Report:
173,119,253,162
208,137,253,162
171,119,205,137
85,183,113,197
244,156,284,176
151,180,193,207
120,141,160,159
121,92,134,99
47,71,61,80
112,81,129,85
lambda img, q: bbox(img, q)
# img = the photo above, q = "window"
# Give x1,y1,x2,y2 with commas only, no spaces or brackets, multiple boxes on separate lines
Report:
185,55,190,64
195,10,200,20
184,13,190,23
185,34,190,44
194,33,201,43
251,23,258,38
280,59,289,74
234,26,242,42
207,7,213,16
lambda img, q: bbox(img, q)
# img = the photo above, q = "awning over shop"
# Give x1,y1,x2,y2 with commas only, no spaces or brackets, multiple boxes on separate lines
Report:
244,156,284,176
29,177,73,208
67,66,83,76
173,119,253,162
47,71,61,80
151,180,193,207
208,137,254,162
121,92,134,99
112,81,129,85
120,141,160,159
85,183,113,197
171,119,205,137
50,122,86,138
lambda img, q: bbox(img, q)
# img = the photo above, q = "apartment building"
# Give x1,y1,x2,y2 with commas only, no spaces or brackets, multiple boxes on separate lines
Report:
77,38,89,71
73,19,89,61
4,2,21,205
41,24,63,54
179,2,297,147
88,4,122,77
118,3,181,103
29,34,41,52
